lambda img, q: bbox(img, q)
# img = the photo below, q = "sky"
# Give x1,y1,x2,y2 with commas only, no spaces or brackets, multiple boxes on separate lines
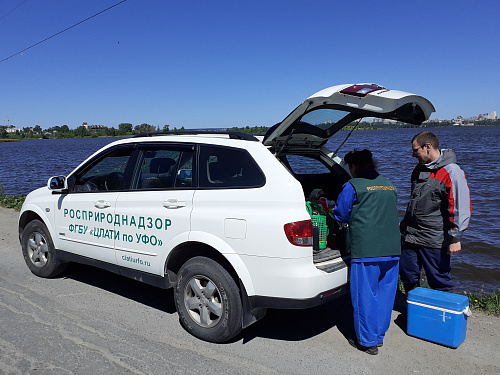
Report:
1,0,499,130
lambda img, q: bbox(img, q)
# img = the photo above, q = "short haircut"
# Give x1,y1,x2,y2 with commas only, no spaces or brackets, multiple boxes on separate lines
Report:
412,131,439,149
344,149,377,170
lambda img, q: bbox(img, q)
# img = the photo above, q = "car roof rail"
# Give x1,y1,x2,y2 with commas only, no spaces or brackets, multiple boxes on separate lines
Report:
133,131,260,141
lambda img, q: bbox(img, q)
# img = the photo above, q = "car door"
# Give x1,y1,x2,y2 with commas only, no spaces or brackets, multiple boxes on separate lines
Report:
190,144,267,256
114,143,195,276
54,146,135,264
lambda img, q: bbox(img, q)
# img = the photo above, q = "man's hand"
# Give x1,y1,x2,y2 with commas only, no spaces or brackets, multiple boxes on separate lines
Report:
448,239,462,255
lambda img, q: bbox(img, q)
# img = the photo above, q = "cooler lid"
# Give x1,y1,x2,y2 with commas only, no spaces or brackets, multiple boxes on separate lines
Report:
408,287,469,312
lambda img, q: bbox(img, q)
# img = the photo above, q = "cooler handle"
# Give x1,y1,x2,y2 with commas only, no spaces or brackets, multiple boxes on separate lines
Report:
463,306,472,317
408,300,472,316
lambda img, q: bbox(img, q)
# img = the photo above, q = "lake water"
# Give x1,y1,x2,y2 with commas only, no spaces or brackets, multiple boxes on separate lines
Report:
1,127,499,293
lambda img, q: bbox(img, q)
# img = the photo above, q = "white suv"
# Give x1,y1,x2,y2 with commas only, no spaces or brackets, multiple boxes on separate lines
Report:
19,83,434,342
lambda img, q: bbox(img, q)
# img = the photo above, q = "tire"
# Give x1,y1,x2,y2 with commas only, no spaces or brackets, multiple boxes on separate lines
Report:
21,220,67,278
174,256,243,343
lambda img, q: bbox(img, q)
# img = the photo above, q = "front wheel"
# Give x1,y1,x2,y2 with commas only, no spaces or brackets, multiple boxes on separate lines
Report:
21,220,67,278
174,256,243,343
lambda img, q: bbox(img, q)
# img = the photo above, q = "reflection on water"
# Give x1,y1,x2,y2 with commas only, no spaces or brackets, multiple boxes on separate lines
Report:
1,127,499,293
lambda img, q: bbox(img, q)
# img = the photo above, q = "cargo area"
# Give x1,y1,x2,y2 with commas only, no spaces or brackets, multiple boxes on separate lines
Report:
281,155,351,265
305,193,348,267
295,165,349,266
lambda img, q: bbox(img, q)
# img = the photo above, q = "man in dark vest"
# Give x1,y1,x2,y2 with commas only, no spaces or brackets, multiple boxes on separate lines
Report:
333,149,400,355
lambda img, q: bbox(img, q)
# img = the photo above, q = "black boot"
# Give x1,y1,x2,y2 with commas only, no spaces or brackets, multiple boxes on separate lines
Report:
348,338,378,355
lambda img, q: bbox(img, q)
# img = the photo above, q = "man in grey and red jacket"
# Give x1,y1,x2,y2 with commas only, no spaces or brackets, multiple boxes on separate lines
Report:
400,131,471,292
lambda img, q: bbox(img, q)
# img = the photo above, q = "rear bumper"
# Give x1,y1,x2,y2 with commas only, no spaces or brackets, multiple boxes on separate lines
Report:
248,283,349,309
235,251,349,301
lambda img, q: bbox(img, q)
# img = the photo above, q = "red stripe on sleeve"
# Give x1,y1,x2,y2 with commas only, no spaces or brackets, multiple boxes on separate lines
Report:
431,168,455,225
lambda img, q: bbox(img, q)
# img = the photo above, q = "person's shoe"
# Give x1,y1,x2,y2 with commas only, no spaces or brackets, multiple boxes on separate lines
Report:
377,343,383,347
348,338,378,355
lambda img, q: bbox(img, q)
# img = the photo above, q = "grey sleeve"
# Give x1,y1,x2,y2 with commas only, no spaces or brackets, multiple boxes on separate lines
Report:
445,163,471,238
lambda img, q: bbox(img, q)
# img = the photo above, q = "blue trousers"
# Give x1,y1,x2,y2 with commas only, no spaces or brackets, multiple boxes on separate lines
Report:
350,259,399,347
399,242,453,291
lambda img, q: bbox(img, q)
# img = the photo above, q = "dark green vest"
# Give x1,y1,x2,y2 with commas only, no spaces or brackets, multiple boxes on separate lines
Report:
346,174,401,259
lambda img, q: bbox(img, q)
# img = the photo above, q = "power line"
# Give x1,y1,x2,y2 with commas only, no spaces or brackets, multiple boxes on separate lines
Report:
0,0,31,22
0,0,127,63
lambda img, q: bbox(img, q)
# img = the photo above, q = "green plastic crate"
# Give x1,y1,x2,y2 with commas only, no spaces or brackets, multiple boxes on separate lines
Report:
306,201,329,250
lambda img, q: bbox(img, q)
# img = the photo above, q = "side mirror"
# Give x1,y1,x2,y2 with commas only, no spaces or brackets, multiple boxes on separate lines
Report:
47,176,68,193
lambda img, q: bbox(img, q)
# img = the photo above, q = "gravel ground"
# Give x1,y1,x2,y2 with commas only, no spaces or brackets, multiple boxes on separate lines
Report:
1,206,499,375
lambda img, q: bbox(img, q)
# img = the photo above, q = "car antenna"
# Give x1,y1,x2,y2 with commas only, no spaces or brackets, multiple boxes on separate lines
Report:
333,118,362,156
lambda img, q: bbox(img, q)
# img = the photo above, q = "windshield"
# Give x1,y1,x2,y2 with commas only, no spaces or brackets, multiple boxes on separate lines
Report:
300,109,352,130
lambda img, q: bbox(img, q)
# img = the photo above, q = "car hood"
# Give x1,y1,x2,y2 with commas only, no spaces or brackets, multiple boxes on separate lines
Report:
263,83,435,148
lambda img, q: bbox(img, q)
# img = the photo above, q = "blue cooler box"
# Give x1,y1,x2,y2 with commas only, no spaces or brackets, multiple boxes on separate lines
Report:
407,287,471,348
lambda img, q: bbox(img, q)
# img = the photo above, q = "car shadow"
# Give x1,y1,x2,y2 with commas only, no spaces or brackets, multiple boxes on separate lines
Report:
62,263,177,314
61,263,408,344
236,293,356,344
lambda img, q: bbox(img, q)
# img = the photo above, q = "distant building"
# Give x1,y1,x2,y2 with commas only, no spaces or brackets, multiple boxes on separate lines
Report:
366,118,397,124
453,116,463,126
5,126,21,133
491,111,497,120
82,121,107,131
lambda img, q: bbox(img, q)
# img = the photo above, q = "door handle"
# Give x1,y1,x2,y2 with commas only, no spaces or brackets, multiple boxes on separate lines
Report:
163,199,186,209
95,200,111,209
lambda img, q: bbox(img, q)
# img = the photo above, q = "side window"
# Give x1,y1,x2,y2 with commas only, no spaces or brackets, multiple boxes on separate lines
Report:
135,146,194,190
199,145,265,188
285,155,330,175
73,148,134,192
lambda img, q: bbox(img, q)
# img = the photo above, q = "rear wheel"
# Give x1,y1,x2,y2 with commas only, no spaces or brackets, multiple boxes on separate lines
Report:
21,220,67,278
174,256,243,343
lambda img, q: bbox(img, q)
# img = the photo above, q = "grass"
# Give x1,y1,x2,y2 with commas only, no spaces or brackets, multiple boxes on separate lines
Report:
0,182,25,211
464,290,500,316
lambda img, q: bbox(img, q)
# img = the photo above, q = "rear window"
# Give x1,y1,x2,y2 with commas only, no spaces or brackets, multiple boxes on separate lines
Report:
198,145,265,188
300,108,352,131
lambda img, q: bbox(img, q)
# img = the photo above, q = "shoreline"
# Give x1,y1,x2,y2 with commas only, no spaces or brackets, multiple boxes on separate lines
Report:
1,123,499,142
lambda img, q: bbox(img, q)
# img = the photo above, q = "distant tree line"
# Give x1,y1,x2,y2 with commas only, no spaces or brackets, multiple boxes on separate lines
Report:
0,123,183,139
345,118,500,130
1,119,499,140
226,126,269,134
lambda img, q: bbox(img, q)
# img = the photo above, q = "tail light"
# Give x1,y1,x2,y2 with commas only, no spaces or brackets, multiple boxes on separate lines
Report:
284,220,313,246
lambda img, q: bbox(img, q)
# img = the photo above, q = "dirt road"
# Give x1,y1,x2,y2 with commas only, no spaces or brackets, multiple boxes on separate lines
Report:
1,206,499,374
